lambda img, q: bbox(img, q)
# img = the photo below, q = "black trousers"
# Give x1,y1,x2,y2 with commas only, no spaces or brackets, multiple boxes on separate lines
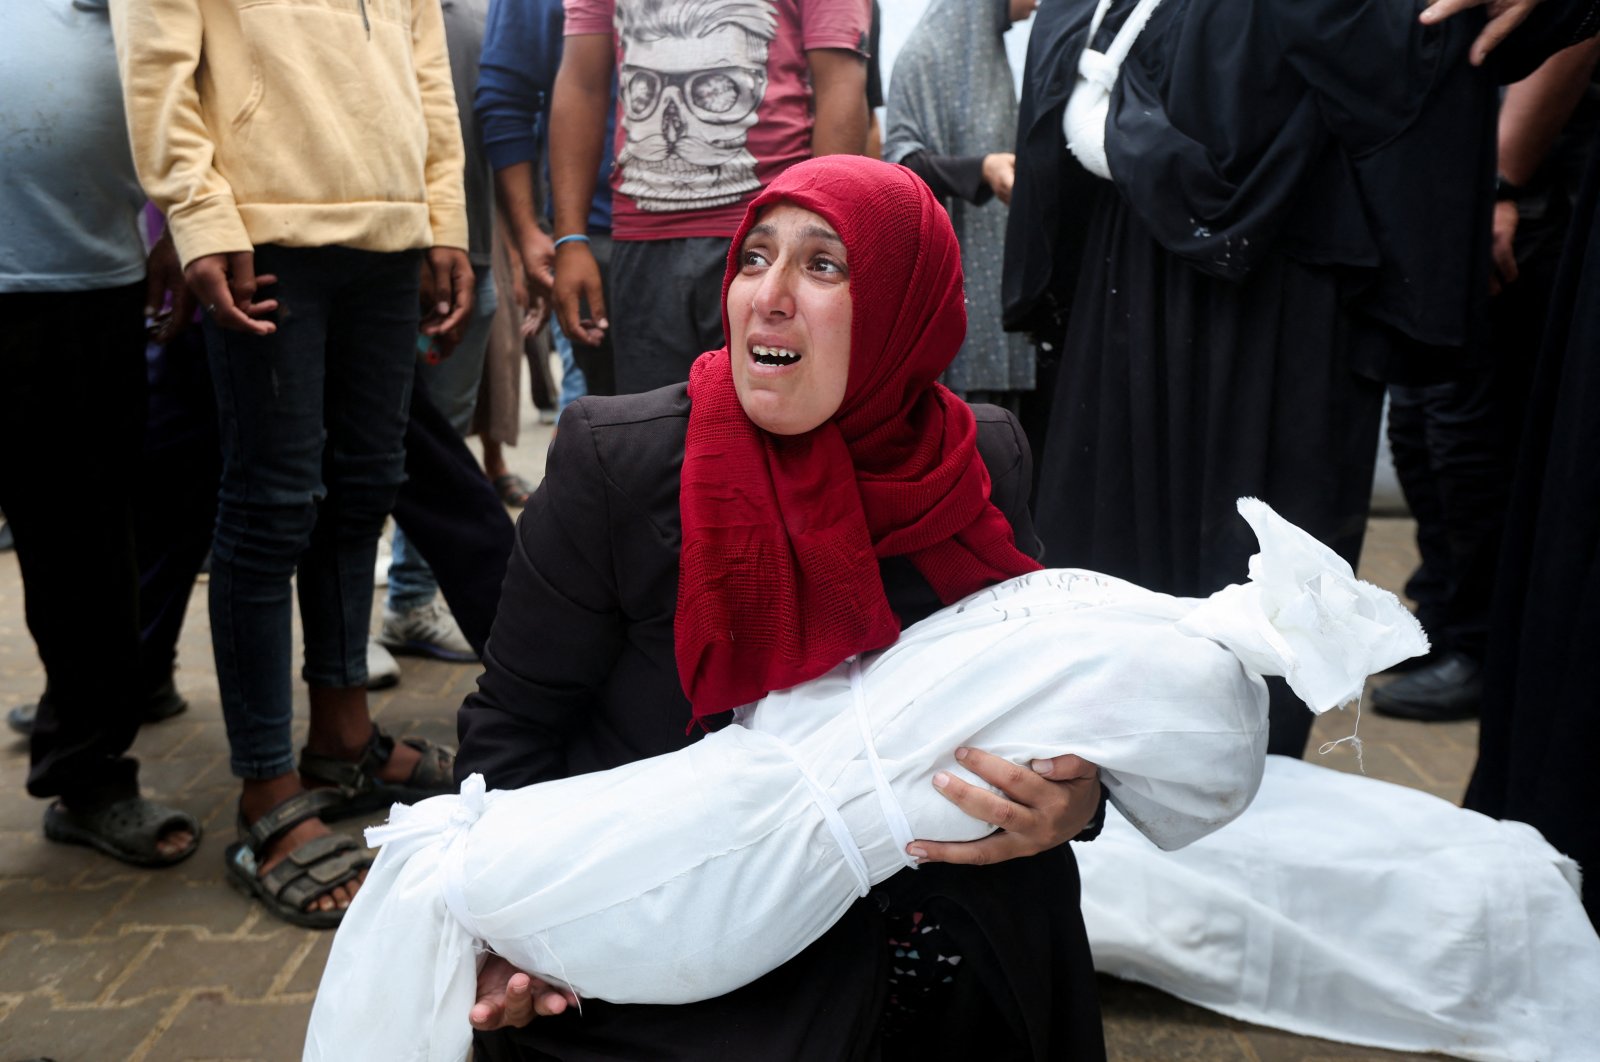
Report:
2,283,149,802
1386,375,1509,660
392,383,515,657
1384,206,1562,661
139,325,222,692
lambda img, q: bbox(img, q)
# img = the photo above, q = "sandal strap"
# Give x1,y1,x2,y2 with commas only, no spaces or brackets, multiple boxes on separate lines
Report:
298,725,395,794
239,788,344,854
257,833,369,910
298,726,455,805
398,736,455,790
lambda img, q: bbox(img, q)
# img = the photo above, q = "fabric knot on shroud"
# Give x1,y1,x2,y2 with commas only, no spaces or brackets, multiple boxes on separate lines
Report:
365,772,488,850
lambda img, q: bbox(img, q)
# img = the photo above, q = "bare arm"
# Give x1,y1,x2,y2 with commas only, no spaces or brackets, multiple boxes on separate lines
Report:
495,161,555,309
1499,36,1600,184
1490,36,1600,290
549,32,614,345
808,47,870,157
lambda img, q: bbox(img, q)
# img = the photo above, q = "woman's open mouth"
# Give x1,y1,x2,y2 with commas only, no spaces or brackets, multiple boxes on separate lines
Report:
751,344,801,367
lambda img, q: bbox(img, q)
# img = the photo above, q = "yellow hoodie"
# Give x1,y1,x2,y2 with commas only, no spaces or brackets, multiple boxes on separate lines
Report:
111,0,468,268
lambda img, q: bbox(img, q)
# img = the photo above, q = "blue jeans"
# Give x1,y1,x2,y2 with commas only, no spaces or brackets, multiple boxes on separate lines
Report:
206,245,420,780
553,313,589,412
388,270,496,613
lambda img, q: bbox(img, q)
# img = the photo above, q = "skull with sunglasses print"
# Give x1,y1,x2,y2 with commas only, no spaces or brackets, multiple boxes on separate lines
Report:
615,0,777,212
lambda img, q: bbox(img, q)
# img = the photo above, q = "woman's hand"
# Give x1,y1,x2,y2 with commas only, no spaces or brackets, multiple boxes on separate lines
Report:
1420,0,1543,65
907,748,1102,866
469,954,579,1031
981,152,1017,205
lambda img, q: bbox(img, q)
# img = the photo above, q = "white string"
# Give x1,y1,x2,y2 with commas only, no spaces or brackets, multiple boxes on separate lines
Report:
794,765,872,897
533,929,584,1016
1317,690,1367,775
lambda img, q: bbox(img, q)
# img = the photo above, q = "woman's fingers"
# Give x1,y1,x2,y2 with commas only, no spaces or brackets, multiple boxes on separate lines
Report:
1029,752,1099,783
470,958,575,1030
908,748,1104,866
1418,0,1542,65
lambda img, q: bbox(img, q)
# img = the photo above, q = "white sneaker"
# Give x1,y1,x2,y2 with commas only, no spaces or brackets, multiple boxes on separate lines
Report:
367,638,402,690
374,538,392,588
379,599,477,663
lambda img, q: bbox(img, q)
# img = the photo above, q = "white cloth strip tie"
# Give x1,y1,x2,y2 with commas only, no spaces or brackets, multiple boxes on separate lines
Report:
793,762,873,897
1064,0,1166,179
442,822,490,945
849,657,919,871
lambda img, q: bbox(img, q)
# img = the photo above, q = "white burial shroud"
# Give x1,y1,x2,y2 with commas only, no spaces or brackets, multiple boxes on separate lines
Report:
302,499,1426,1062
1078,757,1600,1062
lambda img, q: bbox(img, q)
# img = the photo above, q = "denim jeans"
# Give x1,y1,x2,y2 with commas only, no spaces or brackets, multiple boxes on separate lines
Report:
388,270,496,614
553,313,588,412
206,245,420,780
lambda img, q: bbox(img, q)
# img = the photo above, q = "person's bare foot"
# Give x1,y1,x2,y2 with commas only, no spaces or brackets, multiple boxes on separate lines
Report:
299,683,429,797
241,774,366,914
156,826,196,860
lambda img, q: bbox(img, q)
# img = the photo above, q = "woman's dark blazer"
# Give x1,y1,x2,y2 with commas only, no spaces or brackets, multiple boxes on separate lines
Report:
456,382,1043,789
456,383,1104,1062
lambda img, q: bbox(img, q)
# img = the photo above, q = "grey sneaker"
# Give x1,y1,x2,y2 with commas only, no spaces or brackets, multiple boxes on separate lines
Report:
378,600,477,663
366,638,402,690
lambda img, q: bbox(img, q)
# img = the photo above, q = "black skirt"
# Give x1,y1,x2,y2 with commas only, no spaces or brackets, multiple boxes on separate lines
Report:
1031,191,1388,754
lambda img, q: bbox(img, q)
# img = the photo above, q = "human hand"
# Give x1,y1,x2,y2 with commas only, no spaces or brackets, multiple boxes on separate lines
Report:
517,227,557,312
907,748,1102,865
145,230,196,344
553,240,608,346
982,152,1017,205
185,251,279,335
421,247,475,337
1490,198,1520,294
1420,0,1543,66
469,953,579,1031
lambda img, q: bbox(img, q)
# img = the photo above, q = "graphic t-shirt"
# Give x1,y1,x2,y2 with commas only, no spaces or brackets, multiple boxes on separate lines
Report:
566,0,871,240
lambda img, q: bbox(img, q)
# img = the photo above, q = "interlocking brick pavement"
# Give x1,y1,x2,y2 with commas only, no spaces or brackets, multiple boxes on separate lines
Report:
1,427,1472,1062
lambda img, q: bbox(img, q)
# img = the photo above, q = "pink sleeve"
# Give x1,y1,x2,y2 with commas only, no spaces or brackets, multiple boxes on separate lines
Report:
564,0,613,36
801,0,871,52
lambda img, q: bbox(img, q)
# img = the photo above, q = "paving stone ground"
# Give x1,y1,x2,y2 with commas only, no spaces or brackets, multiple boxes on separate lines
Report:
0,417,1470,1062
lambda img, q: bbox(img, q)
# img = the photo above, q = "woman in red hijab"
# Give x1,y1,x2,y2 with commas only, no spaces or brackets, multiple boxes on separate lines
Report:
456,156,1107,1060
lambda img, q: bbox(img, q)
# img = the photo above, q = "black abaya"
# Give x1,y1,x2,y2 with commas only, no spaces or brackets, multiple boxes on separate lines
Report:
1008,0,1592,754
1465,128,1600,929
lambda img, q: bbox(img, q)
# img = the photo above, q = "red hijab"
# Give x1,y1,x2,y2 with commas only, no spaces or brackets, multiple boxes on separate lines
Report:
675,156,1041,720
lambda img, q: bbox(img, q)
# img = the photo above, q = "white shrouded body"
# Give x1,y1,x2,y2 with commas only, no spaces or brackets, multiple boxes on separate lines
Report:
303,500,1425,1062
1078,756,1600,1062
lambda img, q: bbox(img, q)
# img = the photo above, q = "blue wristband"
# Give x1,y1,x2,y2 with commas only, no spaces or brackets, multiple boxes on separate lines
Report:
552,234,591,250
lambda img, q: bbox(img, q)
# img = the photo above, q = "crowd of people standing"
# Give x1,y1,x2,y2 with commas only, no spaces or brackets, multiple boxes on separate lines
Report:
3,0,1599,1057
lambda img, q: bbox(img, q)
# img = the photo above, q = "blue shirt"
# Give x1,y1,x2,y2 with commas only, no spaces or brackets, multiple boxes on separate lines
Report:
0,0,147,292
475,0,615,233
